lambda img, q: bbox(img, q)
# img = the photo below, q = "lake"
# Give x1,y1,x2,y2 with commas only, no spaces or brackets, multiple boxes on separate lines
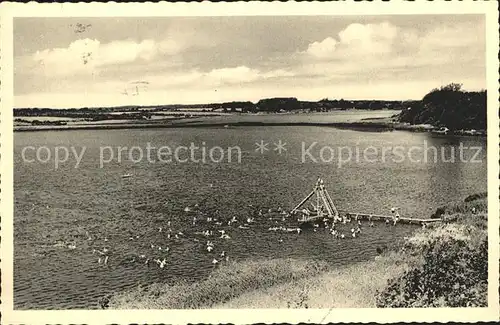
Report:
14,119,487,309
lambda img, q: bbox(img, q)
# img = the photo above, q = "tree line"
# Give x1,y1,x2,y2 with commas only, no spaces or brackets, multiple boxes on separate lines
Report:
14,98,413,117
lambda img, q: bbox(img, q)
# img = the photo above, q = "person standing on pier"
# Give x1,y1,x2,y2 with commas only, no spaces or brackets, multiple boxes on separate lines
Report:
391,207,400,225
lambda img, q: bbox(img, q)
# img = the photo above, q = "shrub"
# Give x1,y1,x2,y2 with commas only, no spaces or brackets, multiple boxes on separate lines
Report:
376,228,487,307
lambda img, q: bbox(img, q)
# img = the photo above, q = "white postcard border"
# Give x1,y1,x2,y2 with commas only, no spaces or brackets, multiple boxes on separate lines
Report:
1,1,498,324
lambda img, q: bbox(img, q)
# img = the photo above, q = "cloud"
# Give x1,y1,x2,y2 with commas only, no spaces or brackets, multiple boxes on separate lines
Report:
305,37,338,59
203,66,294,85
304,20,483,64
205,66,261,84
419,20,484,52
298,19,485,85
134,66,295,91
15,16,486,108
30,37,184,77
338,22,398,54
305,22,399,59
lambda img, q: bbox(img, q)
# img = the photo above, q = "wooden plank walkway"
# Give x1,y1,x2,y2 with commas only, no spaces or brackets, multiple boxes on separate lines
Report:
344,212,442,224
299,211,442,226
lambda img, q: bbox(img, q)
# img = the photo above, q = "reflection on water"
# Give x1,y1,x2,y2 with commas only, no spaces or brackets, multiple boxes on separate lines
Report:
14,126,487,309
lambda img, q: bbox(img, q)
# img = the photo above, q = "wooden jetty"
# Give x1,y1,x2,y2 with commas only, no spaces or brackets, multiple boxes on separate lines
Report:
337,211,442,225
290,178,342,226
291,178,442,227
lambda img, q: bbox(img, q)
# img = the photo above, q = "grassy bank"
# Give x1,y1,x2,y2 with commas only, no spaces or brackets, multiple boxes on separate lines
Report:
109,259,329,309
109,193,488,309
215,252,411,308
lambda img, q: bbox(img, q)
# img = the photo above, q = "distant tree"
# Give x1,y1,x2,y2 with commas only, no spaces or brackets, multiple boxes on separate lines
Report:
256,97,300,112
399,83,486,130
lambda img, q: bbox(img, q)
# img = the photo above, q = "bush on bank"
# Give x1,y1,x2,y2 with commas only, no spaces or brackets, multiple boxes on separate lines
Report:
376,195,488,307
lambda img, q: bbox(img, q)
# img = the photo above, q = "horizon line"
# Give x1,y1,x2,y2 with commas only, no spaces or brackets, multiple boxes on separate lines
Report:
13,85,486,110
13,97,421,110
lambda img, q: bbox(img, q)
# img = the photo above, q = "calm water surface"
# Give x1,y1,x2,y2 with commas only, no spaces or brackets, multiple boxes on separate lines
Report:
14,124,487,309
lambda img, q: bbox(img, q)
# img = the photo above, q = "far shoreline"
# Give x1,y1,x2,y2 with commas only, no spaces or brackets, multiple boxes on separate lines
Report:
13,118,487,137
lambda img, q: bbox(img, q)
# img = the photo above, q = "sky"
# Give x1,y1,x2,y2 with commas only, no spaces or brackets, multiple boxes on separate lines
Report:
14,15,486,108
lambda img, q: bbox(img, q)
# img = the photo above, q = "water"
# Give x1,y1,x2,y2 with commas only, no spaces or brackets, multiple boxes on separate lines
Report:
14,124,487,309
